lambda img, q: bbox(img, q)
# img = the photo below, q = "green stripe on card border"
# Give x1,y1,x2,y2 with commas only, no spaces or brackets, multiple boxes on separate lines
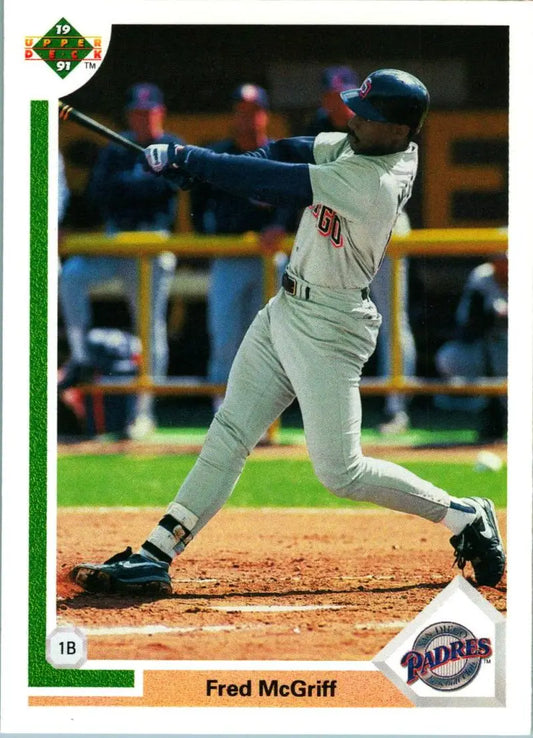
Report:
28,99,133,688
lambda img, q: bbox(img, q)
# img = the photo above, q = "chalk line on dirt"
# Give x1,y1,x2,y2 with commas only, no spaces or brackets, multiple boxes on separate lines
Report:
57,614,410,637
58,621,255,636
211,604,344,613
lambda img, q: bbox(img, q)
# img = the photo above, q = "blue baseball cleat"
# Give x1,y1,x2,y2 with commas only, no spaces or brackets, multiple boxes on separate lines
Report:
450,497,506,587
70,547,172,596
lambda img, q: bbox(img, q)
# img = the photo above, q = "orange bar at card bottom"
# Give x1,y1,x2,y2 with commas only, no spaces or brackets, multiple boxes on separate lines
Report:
30,670,412,708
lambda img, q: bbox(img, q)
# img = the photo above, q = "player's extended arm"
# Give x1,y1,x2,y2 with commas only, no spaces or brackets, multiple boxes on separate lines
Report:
244,136,316,164
144,141,315,208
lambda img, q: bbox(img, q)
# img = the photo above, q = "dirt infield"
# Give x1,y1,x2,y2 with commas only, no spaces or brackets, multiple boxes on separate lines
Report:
57,505,507,662
57,438,507,462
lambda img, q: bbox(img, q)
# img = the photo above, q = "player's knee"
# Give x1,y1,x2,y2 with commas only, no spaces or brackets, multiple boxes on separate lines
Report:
200,408,252,471
313,457,367,499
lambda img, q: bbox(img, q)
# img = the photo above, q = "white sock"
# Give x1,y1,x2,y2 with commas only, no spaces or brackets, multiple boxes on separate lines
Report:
139,502,199,564
442,497,478,536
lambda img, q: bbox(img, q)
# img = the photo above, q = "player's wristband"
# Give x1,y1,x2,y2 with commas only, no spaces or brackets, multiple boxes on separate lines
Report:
168,144,187,168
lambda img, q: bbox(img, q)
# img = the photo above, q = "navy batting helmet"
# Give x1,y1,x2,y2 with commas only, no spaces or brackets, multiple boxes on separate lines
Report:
340,69,429,135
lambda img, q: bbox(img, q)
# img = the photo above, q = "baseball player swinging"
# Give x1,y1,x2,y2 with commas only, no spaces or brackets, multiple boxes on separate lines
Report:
71,69,505,596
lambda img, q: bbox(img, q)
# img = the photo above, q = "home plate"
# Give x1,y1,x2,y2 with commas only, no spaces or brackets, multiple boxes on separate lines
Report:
211,604,345,613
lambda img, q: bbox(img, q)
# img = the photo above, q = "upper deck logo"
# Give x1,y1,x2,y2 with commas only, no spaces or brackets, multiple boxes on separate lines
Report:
401,621,492,692
25,18,102,78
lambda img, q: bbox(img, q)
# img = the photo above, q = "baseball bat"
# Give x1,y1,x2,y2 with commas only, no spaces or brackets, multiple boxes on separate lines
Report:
58,100,144,153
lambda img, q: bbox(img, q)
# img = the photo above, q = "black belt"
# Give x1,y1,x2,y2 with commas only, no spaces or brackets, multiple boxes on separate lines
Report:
282,272,369,301
282,272,310,299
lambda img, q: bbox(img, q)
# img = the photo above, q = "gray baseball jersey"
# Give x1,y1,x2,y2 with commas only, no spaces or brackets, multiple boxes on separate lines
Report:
289,132,418,289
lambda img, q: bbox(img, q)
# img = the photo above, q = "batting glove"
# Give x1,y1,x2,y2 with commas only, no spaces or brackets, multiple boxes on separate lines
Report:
144,143,185,174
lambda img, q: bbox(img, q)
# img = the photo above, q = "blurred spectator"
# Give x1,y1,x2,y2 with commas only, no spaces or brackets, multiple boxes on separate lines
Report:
305,66,417,435
58,151,70,224
435,256,508,441
371,210,416,435
305,66,360,136
190,83,295,413
58,83,184,439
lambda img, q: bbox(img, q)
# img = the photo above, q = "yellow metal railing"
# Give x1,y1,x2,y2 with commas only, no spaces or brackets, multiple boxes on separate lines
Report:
59,227,508,400
387,227,508,397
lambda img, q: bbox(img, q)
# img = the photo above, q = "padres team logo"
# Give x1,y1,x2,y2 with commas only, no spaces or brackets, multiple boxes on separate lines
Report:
400,621,492,691
25,18,102,78
359,78,372,99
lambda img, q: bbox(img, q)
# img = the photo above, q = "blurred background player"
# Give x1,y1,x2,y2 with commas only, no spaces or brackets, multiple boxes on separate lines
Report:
304,66,360,136
190,84,295,414
58,151,70,225
58,83,184,439
370,209,416,435
305,66,417,435
436,255,508,441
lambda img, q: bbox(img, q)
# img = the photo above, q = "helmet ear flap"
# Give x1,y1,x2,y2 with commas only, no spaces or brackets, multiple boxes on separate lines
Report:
413,104,429,135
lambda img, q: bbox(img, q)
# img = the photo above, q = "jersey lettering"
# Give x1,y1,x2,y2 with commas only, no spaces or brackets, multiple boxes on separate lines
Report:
309,204,344,249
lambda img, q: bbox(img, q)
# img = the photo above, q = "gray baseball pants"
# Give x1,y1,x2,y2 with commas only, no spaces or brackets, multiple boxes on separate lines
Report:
175,276,451,534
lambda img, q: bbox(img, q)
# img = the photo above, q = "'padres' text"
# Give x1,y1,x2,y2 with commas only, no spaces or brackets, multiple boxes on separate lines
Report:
401,637,492,685
206,678,338,698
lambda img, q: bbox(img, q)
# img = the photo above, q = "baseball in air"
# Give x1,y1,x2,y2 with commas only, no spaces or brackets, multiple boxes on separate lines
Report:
474,451,504,472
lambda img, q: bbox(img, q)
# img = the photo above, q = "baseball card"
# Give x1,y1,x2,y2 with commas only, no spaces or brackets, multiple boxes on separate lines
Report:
2,1,532,736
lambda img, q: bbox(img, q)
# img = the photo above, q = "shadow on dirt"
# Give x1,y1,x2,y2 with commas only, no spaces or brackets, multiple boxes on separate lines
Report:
57,579,460,612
